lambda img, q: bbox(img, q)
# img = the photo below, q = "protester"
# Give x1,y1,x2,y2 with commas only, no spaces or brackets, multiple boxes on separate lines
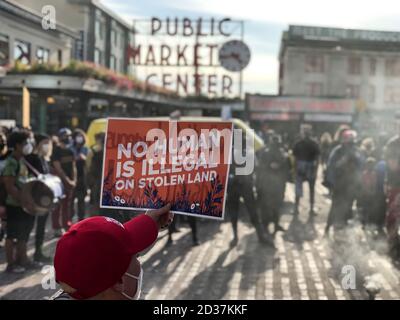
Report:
256,134,291,233
167,215,199,246
71,129,88,221
51,204,174,300
292,125,320,216
2,131,36,273
325,129,364,235
360,137,378,160
383,124,400,261
320,132,333,170
227,140,273,247
0,130,10,244
87,132,105,214
358,158,380,228
24,134,53,263
51,128,77,237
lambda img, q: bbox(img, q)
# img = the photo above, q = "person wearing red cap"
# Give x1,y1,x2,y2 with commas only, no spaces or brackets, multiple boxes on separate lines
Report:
52,203,173,300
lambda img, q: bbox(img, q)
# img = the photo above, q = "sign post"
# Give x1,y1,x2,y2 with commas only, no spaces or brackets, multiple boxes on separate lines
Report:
22,86,30,128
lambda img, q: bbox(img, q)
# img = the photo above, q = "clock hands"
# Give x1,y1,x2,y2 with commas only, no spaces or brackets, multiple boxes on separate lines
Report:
220,52,243,65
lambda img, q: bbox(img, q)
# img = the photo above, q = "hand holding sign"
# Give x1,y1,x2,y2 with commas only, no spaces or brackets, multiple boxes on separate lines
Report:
146,203,174,230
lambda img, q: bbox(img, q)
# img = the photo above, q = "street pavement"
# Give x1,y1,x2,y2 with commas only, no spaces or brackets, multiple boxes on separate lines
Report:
1,175,400,300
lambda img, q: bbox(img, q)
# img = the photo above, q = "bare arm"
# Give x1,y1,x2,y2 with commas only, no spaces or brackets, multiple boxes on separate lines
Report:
3,176,21,204
71,161,77,184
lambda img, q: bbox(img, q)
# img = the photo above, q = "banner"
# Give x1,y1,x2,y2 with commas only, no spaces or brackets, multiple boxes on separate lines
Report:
100,118,233,220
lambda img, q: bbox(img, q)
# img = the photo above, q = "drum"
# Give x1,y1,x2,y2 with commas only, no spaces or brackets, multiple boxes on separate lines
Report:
21,174,64,216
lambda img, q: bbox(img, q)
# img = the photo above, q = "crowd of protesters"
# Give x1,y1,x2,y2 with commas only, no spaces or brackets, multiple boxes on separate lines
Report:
0,125,107,274
232,121,400,266
1,119,400,277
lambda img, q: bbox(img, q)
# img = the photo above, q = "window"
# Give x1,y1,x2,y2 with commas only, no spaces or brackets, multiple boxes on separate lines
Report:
368,85,375,102
14,39,31,65
384,86,400,103
36,47,50,64
346,84,360,98
110,55,117,71
305,54,324,73
348,57,361,75
307,82,323,96
369,58,376,76
94,48,103,65
385,58,400,76
119,59,125,73
0,34,9,66
57,49,62,67
112,29,119,46
95,16,104,40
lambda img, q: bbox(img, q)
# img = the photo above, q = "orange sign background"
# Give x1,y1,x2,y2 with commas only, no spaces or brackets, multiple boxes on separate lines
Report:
100,118,232,220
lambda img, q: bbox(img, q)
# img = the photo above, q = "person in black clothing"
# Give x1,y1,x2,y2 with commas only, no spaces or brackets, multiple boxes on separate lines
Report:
51,128,77,236
324,130,364,235
256,134,291,233
292,125,320,216
0,130,10,243
227,139,274,248
167,215,199,246
24,134,53,263
71,129,88,221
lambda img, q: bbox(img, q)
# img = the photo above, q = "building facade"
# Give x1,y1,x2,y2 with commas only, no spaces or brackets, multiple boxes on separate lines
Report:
0,0,78,68
14,0,132,74
278,25,400,133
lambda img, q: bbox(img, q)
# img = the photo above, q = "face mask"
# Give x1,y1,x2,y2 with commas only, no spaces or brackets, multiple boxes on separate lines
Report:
61,136,72,145
121,267,143,300
75,136,84,145
41,143,51,155
22,143,33,155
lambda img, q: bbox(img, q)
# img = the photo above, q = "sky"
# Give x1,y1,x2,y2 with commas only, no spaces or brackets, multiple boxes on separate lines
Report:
102,0,400,96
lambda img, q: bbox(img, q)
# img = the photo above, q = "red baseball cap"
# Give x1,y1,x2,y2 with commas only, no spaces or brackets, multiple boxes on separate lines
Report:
54,214,158,299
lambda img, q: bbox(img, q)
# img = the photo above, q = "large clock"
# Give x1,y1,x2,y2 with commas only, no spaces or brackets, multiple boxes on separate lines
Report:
218,40,251,72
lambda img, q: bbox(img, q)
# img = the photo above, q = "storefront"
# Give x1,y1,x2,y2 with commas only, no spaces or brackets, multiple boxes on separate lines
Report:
245,94,355,137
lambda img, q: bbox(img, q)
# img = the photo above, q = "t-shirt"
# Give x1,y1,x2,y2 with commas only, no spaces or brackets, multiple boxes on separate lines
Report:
71,145,88,178
51,146,75,179
24,153,50,175
1,155,30,207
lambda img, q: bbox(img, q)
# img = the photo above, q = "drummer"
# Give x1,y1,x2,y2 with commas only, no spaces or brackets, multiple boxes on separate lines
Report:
2,131,36,273
24,134,53,263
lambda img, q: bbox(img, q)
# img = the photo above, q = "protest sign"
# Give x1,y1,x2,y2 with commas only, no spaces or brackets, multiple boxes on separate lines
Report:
100,118,233,220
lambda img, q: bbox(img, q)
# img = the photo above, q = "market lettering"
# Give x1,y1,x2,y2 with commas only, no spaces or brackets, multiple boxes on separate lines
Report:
151,17,232,37
128,17,242,97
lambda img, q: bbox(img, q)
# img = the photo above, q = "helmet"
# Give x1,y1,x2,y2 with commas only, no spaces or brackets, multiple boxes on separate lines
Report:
58,128,72,138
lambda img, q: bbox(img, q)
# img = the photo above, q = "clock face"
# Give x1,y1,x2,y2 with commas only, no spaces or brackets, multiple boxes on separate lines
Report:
218,40,251,72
